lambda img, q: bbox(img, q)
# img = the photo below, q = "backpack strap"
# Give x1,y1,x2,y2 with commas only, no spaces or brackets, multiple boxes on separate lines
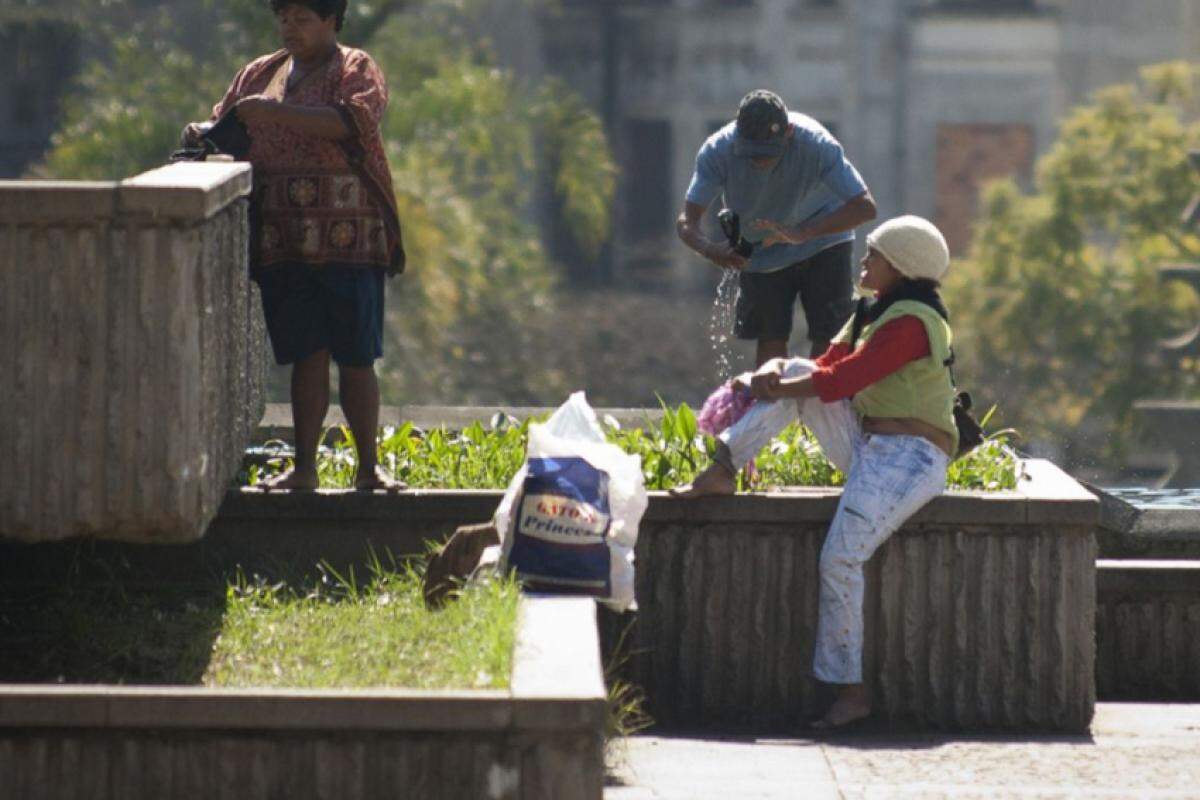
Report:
847,297,869,352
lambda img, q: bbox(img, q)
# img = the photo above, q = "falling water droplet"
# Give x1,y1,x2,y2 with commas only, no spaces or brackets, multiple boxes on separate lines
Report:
708,270,741,382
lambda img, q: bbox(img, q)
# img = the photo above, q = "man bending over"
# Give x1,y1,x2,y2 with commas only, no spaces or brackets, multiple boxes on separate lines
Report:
676,90,876,363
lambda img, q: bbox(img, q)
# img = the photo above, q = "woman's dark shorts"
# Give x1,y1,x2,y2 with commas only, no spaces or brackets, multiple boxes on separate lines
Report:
734,241,855,343
255,264,385,368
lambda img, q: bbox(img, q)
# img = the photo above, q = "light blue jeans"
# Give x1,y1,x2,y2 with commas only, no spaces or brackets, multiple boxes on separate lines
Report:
719,357,949,684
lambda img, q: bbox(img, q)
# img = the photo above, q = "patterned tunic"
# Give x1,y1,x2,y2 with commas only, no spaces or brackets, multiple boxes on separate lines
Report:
211,46,402,272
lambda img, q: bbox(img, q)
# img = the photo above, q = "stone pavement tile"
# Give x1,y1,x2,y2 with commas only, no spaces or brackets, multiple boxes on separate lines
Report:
604,788,658,800
822,704,1200,800
607,706,1200,799
606,735,841,800
1091,702,1200,738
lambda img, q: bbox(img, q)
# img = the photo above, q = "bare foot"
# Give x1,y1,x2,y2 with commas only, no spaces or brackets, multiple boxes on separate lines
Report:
355,465,407,493
669,461,736,499
810,695,871,730
256,468,318,493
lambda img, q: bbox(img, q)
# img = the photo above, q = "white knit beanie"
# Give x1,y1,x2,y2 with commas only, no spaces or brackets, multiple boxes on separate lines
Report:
865,215,950,283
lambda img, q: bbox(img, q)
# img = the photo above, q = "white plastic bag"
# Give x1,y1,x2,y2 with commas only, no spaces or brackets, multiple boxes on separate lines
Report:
493,392,646,612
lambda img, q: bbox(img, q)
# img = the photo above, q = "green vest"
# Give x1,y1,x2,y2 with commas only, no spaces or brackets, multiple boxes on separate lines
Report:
831,300,958,451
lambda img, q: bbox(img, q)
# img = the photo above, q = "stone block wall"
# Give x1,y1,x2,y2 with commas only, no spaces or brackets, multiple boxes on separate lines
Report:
0,163,264,543
1096,561,1200,701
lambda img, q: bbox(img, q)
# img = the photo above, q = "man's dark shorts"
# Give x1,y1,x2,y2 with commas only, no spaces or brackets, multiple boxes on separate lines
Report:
734,241,855,343
255,264,385,368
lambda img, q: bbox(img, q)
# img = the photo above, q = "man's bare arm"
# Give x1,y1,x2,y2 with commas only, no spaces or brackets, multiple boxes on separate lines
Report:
676,201,748,271
752,190,877,247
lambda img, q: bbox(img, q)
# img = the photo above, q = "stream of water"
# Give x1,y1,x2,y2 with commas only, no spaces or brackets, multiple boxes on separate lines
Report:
708,269,741,384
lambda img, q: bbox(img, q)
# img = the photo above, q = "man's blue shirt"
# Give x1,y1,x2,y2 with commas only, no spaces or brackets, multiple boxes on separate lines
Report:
685,112,868,273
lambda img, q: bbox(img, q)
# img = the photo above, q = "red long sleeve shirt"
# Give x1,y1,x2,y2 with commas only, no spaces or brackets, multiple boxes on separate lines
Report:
809,315,931,402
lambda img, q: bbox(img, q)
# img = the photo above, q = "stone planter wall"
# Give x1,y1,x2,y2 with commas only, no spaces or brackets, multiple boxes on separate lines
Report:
604,459,1097,733
1091,489,1200,700
0,597,605,800
0,459,1102,733
0,163,264,543
1096,560,1200,701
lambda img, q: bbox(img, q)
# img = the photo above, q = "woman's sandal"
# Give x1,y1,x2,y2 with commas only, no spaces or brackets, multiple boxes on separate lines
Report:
809,714,868,732
807,708,871,734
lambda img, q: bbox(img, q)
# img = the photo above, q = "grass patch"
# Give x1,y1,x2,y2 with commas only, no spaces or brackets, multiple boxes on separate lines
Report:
0,578,225,684
243,402,1021,492
0,554,519,691
207,561,519,690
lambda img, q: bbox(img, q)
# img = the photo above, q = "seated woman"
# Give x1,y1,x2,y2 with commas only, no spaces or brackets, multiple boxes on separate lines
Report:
673,215,957,730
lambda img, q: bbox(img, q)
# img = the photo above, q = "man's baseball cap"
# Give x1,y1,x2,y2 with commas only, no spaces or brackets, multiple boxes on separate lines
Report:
733,90,790,158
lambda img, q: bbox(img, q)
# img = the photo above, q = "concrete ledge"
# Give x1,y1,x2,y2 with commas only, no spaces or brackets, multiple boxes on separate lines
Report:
214,456,1086,528
0,688,511,731
1092,485,1200,559
0,164,252,225
1021,458,1100,526
119,162,252,221
0,181,118,223
48,460,1073,584
214,486,1049,527
0,597,605,800
1,459,1092,589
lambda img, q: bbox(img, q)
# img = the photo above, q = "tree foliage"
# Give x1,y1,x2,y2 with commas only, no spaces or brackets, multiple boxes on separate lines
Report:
40,0,615,404
946,62,1200,467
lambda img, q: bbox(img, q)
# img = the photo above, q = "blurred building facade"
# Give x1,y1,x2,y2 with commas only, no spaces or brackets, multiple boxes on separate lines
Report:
0,6,79,178
5,0,1197,281
485,0,1199,283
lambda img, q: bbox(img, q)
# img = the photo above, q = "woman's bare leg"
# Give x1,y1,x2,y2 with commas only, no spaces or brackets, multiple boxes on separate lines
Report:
339,363,405,491
259,349,329,491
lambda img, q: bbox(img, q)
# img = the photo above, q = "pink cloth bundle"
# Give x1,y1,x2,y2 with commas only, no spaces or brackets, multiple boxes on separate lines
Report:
696,379,757,436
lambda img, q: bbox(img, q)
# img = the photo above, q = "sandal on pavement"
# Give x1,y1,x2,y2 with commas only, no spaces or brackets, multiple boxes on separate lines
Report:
808,712,870,734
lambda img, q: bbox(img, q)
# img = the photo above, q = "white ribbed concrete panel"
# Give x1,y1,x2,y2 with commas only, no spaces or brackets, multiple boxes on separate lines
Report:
0,163,264,543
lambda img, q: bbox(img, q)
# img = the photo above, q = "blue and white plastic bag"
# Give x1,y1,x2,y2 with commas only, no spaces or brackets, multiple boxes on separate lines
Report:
493,392,646,612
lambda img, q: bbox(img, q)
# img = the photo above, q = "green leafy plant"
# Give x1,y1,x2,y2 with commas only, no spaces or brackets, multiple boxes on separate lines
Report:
947,407,1022,491
244,403,1021,492
752,424,846,489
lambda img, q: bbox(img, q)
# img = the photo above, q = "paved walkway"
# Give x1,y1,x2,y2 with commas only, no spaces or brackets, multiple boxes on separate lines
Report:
606,704,1200,799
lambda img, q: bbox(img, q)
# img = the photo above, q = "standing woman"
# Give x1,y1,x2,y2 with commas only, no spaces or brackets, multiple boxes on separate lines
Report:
674,216,957,730
183,0,406,491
